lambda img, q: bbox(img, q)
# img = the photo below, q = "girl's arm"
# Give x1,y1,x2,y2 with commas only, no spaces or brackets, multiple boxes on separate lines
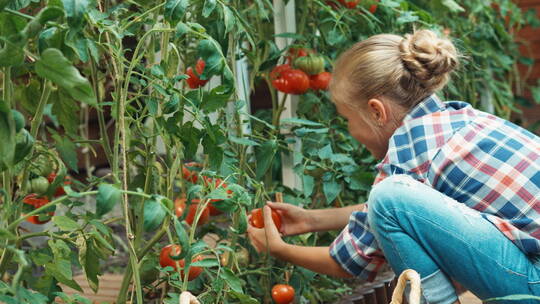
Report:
267,201,365,235
247,206,353,278
272,244,353,278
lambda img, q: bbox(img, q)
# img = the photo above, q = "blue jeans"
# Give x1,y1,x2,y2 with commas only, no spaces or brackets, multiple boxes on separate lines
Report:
367,175,540,304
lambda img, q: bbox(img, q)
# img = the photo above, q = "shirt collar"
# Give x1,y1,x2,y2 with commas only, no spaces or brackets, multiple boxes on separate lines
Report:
402,95,446,122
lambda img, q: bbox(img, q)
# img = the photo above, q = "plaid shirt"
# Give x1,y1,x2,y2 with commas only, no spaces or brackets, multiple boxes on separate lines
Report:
330,95,540,282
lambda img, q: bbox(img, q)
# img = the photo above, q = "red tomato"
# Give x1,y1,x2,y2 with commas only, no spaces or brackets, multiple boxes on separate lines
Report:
26,212,54,224
369,4,377,13
270,64,292,81
271,284,295,304
22,194,49,208
249,208,282,230
309,71,332,91
159,245,203,281
338,0,359,8
186,59,209,89
175,198,210,226
182,166,198,183
47,173,71,197
208,203,222,216
286,47,310,64
272,69,310,95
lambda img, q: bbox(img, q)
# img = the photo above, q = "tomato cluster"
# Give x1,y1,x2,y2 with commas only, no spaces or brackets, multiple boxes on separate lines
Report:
271,47,332,94
159,244,203,281
185,59,209,89
22,167,70,225
178,163,234,224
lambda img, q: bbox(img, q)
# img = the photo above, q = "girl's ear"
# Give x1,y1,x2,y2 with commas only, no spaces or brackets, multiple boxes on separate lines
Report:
367,98,388,126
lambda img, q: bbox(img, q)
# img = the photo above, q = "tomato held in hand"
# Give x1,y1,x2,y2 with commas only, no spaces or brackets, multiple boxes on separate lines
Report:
249,208,282,230
159,245,204,281
175,198,210,226
309,71,332,91
271,284,295,304
272,69,310,95
186,59,209,89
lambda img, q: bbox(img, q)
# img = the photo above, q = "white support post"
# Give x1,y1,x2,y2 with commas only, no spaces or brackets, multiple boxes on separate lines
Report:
273,0,303,191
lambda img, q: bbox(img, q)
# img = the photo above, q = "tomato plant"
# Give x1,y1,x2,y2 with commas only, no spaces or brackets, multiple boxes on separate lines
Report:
0,0,536,303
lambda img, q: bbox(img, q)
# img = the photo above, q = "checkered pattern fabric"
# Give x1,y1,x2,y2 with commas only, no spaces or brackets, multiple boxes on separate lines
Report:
329,95,540,281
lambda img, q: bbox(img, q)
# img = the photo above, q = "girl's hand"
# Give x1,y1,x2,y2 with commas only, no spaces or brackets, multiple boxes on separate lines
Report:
247,206,285,254
266,201,314,235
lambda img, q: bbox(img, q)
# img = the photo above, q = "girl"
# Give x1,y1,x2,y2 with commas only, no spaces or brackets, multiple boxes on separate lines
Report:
247,29,540,304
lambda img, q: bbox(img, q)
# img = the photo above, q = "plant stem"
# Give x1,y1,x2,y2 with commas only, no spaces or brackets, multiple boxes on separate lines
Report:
90,60,113,167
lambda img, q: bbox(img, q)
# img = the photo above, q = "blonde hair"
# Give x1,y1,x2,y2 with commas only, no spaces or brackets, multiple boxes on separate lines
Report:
330,29,459,112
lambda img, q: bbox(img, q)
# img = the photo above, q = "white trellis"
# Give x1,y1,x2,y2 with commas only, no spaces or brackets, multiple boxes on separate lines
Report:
273,0,303,191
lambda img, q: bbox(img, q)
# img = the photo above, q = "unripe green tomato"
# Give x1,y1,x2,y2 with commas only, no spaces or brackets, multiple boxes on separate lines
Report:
294,54,325,75
35,159,54,177
11,110,25,133
28,176,50,195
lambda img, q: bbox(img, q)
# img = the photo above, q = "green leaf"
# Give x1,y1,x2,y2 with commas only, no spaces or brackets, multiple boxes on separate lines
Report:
396,11,419,24
13,129,34,165
35,48,96,105
440,0,464,12
53,215,80,230
230,136,259,146
0,33,25,67
222,6,235,33
143,195,167,231
197,39,224,79
255,139,277,180
323,178,340,204
219,268,243,293
0,99,16,170
51,89,79,135
0,228,16,240
174,219,189,259
191,258,219,267
302,174,314,198
202,0,217,18
237,206,248,234
77,236,100,293
164,0,188,26
52,134,78,172
96,184,121,216
280,117,323,127
228,291,259,304
61,0,90,32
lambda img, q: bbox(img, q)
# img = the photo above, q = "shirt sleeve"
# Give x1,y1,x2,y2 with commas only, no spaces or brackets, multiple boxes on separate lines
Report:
329,211,387,282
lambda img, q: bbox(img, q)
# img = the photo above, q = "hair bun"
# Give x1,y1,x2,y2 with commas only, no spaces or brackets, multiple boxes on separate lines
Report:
399,29,458,92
